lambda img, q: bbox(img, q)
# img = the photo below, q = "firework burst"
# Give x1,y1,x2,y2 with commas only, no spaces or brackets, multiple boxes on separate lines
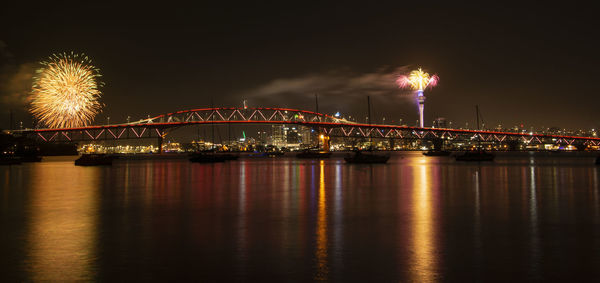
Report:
30,52,103,128
396,68,438,91
396,67,438,128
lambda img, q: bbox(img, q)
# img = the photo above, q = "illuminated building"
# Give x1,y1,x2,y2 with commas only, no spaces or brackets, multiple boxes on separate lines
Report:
432,117,448,128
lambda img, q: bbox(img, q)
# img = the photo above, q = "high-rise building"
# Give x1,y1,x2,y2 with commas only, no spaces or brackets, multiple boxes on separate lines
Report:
257,130,268,144
287,127,301,144
433,117,448,128
270,125,285,147
299,125,312,145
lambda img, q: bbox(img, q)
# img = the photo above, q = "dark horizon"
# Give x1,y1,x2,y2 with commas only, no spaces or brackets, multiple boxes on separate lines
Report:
1,3,598,131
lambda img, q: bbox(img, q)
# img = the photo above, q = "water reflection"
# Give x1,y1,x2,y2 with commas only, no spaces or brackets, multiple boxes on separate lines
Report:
474,169,482,269
237,160,248,277
594,169,599,219
26,163,99,281
529,165,540,280
411,159,437,282
314,160,329,280
333,162,343,279
2,153,600,281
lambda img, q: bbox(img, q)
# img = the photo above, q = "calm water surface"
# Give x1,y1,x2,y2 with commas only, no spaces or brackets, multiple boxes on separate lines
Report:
2,152,600,281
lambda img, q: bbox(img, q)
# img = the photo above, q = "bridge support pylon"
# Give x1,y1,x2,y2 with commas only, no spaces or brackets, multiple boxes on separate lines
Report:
320,134,330,152
157,130,167,154
158,135,163,154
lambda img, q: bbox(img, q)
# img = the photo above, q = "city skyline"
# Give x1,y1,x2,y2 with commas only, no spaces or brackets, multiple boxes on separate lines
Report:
1,3,598,131
3,3,600,282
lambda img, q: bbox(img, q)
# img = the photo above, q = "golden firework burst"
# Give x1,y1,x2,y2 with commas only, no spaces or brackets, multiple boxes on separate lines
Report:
30,52,103,128
397,68,439,91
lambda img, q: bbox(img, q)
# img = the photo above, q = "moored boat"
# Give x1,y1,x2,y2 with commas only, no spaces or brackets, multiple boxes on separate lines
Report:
0,155,21,165
247,151,284,158
17,154,43,162
344,150,390,164
344,96,390,164
75,154,114,166
265,151,284,157
422,150,451,156
296,150,332,159
455,150,495,162
455,106,495,162
15,146,42,162
189,153,227,163
217,153,239,160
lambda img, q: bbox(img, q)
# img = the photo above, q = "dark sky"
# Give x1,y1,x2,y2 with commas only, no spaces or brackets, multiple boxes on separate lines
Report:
1,2,598,130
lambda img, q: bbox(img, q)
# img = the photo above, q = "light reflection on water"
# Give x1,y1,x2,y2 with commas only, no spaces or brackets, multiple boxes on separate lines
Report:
26,162,100,281
1,152,600,281
314,160,329,280
410,159,436,282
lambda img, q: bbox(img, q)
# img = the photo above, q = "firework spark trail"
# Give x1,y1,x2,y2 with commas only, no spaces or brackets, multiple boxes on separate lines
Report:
29,52,103,128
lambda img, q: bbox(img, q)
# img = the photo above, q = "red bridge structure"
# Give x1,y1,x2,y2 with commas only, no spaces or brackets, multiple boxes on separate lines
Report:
10,107,600,150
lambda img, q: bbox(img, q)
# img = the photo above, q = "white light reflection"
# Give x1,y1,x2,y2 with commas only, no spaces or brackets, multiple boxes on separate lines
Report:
474,170,482,262
529,165,540,280
594,168,599,219
333,161,343,279
236,160,248,277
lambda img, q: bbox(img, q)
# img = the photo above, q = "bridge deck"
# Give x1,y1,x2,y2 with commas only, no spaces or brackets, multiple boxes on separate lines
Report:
8,107,599,145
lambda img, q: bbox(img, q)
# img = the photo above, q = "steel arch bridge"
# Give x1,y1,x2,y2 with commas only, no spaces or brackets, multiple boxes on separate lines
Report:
10,107,600,147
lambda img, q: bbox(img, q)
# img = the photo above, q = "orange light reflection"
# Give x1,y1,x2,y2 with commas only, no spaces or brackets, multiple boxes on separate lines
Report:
315,160,329,280
26,163,99,281
411,161,436,282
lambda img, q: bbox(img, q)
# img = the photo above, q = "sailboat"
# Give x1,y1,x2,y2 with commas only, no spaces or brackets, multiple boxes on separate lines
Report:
455,105,495,162
190,100,229,163
296,94,332,159
189,152,227,163
344,149,390,163
215,124,239,160
422,138,450,156
422,149,451,156
0,154,21,165
296,148,332,159
344,96,390,164
75,154,115,166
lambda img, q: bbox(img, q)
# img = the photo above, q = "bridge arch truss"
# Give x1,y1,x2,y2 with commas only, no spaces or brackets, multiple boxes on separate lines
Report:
13,107,600,146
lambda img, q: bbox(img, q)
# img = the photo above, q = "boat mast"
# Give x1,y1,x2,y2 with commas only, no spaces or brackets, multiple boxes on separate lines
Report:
367,96,371,126
368,96,372,149
211,98,215,151
476,105,480,130
476,105,481,149
315,94,320,150
315,93,319,115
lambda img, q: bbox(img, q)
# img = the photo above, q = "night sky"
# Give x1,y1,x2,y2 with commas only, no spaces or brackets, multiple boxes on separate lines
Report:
1,2,598,131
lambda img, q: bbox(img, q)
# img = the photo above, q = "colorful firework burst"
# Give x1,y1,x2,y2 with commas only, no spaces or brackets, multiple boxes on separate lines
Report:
30,52,103,128
396,68,439,92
